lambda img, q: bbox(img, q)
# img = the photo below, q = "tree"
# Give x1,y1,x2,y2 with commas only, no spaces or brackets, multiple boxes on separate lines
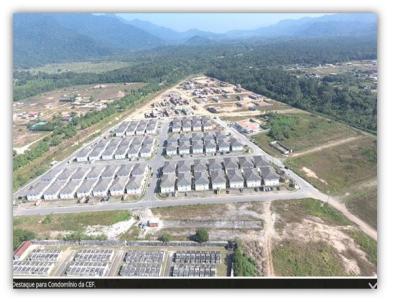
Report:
194,228,209,243
233,242,258,276
159,233,172,243
13,229,35,250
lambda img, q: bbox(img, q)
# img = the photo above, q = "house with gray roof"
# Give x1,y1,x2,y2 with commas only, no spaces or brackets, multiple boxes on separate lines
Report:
59,179,82,199
243,168,262,188
76,178,98,199
238,157,254,169
226,169,244,189
92,178,113,197
131,163,148,177
126,176,144,195
231,139,244,152
223,157,238,171
109,177,129,196
253,155,270,168
177,172,192,192
43,180,66,201
162,162,176,175
259,167,280,187
194,172,210,191
210,170,226,190
160,174,176,194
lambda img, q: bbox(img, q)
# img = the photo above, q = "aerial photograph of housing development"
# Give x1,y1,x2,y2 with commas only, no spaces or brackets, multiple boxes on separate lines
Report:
12,12,377,288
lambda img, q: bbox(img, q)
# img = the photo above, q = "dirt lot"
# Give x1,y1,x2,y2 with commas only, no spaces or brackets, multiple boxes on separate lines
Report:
13,82,144,148
271,198,377,276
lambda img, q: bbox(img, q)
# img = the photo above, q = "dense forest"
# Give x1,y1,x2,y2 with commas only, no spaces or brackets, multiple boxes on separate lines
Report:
15,36,377,132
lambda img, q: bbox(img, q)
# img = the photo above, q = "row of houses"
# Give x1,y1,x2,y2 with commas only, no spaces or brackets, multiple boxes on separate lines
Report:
25,163,149,201
165,132,244,156
75,136,156,162
114,119,158,137
159,156,280,193
170,116,214,133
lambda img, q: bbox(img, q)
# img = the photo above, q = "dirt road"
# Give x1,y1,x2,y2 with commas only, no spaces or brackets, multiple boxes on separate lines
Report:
290,136,363,158
262,202,275,276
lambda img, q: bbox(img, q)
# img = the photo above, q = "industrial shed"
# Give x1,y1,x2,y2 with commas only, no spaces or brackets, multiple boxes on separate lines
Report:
59,179,82,199
177,172,192,192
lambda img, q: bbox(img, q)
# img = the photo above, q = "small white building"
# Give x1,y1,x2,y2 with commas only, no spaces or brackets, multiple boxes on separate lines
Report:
126,177,144,195
243,168,262,188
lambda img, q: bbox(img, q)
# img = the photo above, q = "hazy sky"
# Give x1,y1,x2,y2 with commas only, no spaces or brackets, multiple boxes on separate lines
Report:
116,13,328,33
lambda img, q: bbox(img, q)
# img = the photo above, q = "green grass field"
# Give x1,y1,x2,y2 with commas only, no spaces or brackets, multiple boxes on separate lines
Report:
13,210,132,235
272,240,348,276
285,136,377,194
344,185,377,229
21,61,132,74
254,113,360,153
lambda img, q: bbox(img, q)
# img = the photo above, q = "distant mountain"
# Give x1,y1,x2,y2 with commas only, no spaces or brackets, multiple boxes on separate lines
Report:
49,14,163,50
184,35,213,45
13,13,377,67
121,17,220,42
13,14,113,67
226,13,377,39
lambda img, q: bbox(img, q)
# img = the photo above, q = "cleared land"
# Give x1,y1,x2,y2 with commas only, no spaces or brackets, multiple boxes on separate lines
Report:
271,198,377,276
20,61,132,74
285,136,377,194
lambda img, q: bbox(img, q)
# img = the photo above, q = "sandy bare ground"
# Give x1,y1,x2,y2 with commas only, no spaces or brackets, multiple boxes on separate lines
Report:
85,217,136,240
314,192,378,241
281,218,376,276
262,202,275,276
291,136,363,158
301,167,328,185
